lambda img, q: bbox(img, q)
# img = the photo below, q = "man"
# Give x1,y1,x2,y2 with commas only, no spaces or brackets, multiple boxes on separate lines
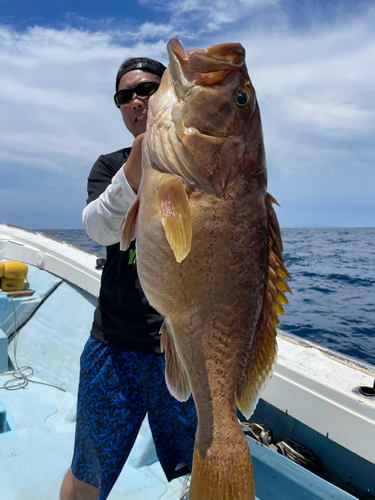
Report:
61,57,197,500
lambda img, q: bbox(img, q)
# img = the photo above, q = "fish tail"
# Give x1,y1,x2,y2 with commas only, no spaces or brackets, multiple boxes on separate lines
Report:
189,436,255,500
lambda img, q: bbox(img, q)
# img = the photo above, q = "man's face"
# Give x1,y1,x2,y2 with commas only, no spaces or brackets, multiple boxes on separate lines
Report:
117,69,161,138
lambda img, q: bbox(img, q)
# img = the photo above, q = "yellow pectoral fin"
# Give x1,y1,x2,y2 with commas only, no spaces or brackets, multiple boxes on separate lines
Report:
158,177,192,263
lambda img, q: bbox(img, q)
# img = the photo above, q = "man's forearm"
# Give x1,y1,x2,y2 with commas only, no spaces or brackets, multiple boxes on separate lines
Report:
83,166,137,246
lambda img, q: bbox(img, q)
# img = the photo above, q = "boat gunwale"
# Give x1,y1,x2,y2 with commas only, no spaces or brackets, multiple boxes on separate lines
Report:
278,329,375,376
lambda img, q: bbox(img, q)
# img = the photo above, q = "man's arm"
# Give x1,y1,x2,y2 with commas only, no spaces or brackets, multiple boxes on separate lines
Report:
82,166,136,246
82,135,144,247
82,134,144,246
122,133,144,194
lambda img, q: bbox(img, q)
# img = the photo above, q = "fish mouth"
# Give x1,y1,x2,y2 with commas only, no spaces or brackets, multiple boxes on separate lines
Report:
167,38,245,88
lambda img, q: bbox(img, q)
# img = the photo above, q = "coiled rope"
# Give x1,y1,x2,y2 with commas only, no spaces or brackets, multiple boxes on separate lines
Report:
0,297,65,392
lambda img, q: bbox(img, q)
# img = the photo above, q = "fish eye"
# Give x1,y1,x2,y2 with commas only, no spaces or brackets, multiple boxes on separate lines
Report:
234,90,252,111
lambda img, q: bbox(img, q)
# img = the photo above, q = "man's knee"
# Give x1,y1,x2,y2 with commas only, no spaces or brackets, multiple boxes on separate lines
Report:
61,468,99,500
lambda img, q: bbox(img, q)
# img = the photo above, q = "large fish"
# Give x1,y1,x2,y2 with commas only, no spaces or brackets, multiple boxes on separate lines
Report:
121,38,292,500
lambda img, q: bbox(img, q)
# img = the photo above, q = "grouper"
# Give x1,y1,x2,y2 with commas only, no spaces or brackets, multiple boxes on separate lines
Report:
121,38,292,500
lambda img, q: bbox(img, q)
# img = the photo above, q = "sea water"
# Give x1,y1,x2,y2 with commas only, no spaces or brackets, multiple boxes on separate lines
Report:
40,227,375,366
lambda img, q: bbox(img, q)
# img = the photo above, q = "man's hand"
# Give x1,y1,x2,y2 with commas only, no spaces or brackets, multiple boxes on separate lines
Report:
123,133,145,194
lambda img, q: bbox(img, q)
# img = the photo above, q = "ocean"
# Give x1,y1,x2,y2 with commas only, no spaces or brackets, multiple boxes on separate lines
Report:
41,227,375,366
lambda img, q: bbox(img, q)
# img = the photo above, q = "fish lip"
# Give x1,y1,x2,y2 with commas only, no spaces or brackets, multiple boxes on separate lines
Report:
167,38,194,101
168,38,194,81
168,38,189,64
167,38,245,88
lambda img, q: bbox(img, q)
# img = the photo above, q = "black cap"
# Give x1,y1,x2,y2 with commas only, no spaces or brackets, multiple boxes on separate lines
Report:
115,57,166,91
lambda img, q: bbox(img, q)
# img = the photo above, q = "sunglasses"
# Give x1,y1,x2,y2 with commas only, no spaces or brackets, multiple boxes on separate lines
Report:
114,81,160,108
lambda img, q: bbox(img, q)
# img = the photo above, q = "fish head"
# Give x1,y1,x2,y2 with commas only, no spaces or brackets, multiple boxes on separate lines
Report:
146,38,267,197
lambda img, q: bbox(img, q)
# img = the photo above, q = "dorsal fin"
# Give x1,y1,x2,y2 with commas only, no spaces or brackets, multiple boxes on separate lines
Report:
236,193,292,418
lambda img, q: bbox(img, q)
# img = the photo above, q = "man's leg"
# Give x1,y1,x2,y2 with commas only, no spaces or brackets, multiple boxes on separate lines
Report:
64,337,148,500
61,468,99,500
148,352,198,481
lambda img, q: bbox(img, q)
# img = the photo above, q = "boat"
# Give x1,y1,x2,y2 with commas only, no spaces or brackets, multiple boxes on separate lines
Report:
1,222,374,499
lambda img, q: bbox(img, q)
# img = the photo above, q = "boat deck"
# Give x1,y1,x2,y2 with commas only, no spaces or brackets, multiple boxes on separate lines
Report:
0,261,362,499
0,383,359,500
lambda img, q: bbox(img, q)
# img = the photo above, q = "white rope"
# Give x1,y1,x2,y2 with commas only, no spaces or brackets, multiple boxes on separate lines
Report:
179,473,191,500
0,297,65,392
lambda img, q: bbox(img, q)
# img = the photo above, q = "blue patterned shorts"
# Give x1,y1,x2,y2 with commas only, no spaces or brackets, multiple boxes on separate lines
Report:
71,336,197,499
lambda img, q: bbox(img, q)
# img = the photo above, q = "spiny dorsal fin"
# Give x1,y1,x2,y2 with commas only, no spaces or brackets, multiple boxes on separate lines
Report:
158,177,192,263
119,195,140,251
160,320,192,401
236,193,292,418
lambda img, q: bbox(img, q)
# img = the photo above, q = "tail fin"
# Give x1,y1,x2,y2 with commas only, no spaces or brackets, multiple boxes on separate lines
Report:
189,432,255,500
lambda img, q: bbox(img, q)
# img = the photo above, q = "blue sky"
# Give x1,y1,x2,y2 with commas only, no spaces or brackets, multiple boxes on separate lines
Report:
0,0,374,229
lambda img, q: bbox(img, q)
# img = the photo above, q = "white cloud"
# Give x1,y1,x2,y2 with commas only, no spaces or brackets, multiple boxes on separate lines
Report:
286,100,372,131
227,10,375,190
137,22,176,39
137,0,280,34
0,25,169,182
0,1,374,227
239,0,278,5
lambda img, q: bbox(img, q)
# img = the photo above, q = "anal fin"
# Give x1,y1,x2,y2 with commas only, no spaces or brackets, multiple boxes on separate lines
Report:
160,320,191,401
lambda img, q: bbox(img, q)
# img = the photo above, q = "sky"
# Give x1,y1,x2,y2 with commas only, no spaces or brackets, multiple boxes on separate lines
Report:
0,0,374,229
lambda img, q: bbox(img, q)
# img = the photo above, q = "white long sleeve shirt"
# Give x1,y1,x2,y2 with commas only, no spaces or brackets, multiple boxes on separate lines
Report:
82,165,136,247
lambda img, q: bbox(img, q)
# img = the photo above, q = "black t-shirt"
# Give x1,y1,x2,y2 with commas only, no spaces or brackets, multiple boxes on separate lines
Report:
87,148,164,352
